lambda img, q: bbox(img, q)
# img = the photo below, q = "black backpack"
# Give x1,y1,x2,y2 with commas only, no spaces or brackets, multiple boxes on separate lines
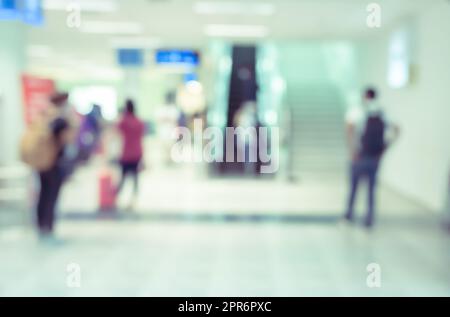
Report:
361,114,385,157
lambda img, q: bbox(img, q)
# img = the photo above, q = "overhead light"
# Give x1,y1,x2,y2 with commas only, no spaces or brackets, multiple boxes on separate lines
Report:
186,80,203,94
194,1,274,16
80,21,143,34
43,0,118,12
110,37,161,49
205,24,268,38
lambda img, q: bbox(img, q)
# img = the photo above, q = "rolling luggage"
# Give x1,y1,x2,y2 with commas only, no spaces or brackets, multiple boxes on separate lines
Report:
99,169,116,211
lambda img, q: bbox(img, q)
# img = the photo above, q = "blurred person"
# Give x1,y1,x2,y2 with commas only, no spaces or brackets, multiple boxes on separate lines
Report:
20,92,77,239
76,104,103,163
156,91,181,164
344,87,400,228
237,66,258,103
178,109,187,129
115,99,145,209
233,101,258,175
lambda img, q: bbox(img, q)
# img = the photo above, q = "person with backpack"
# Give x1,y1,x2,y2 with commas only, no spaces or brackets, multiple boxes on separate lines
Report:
343,87,400,228
20,92,77,239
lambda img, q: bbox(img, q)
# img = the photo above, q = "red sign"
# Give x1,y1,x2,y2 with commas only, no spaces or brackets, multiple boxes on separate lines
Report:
21,74,55,125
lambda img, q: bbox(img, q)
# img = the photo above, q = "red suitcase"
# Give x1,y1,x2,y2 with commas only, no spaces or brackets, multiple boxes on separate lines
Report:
99,169,116,211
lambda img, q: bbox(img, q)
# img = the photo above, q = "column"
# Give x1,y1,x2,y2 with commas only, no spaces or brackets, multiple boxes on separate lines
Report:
0,21,26,165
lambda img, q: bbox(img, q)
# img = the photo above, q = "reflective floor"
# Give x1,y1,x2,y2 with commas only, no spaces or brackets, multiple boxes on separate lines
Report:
0,157,449,296
57,138,429,217
0,139,450,296
1,216,449,296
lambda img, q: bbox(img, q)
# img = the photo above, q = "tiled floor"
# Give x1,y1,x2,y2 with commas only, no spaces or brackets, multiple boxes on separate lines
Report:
59,160,427,217
0,148,449,296
0,217,449,296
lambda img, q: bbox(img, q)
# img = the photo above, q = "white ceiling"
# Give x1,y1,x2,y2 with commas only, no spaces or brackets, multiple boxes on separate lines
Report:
26,0,433,80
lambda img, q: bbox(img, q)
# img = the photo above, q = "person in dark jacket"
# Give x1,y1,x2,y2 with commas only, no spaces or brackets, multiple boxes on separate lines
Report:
344,87,400,228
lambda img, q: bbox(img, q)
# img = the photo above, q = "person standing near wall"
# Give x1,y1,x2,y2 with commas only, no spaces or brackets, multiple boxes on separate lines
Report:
343,87,400,228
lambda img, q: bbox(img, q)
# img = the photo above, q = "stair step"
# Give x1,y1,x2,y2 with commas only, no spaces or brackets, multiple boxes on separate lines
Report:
286,84,346,175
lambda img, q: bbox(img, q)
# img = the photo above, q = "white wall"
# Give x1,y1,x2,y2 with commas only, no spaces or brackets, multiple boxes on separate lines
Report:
0,22,26,165
358,1,450,211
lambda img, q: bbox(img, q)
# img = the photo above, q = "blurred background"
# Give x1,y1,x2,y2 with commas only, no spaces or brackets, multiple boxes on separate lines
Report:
0,0,449,296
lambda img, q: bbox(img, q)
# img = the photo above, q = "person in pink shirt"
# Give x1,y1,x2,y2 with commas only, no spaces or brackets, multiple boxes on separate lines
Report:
116,99,145,208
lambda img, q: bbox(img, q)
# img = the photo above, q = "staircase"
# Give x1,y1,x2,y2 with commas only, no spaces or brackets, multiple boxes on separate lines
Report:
286,83,347,181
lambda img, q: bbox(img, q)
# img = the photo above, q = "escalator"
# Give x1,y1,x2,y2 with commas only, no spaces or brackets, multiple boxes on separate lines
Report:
218,45,260,175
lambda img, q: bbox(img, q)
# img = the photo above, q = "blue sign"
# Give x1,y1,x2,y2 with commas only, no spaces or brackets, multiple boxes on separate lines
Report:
156,50,199,66
0,0,43,25
184,73,198,83
22,0,44,25
117,49,144,67
0,0,19,20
